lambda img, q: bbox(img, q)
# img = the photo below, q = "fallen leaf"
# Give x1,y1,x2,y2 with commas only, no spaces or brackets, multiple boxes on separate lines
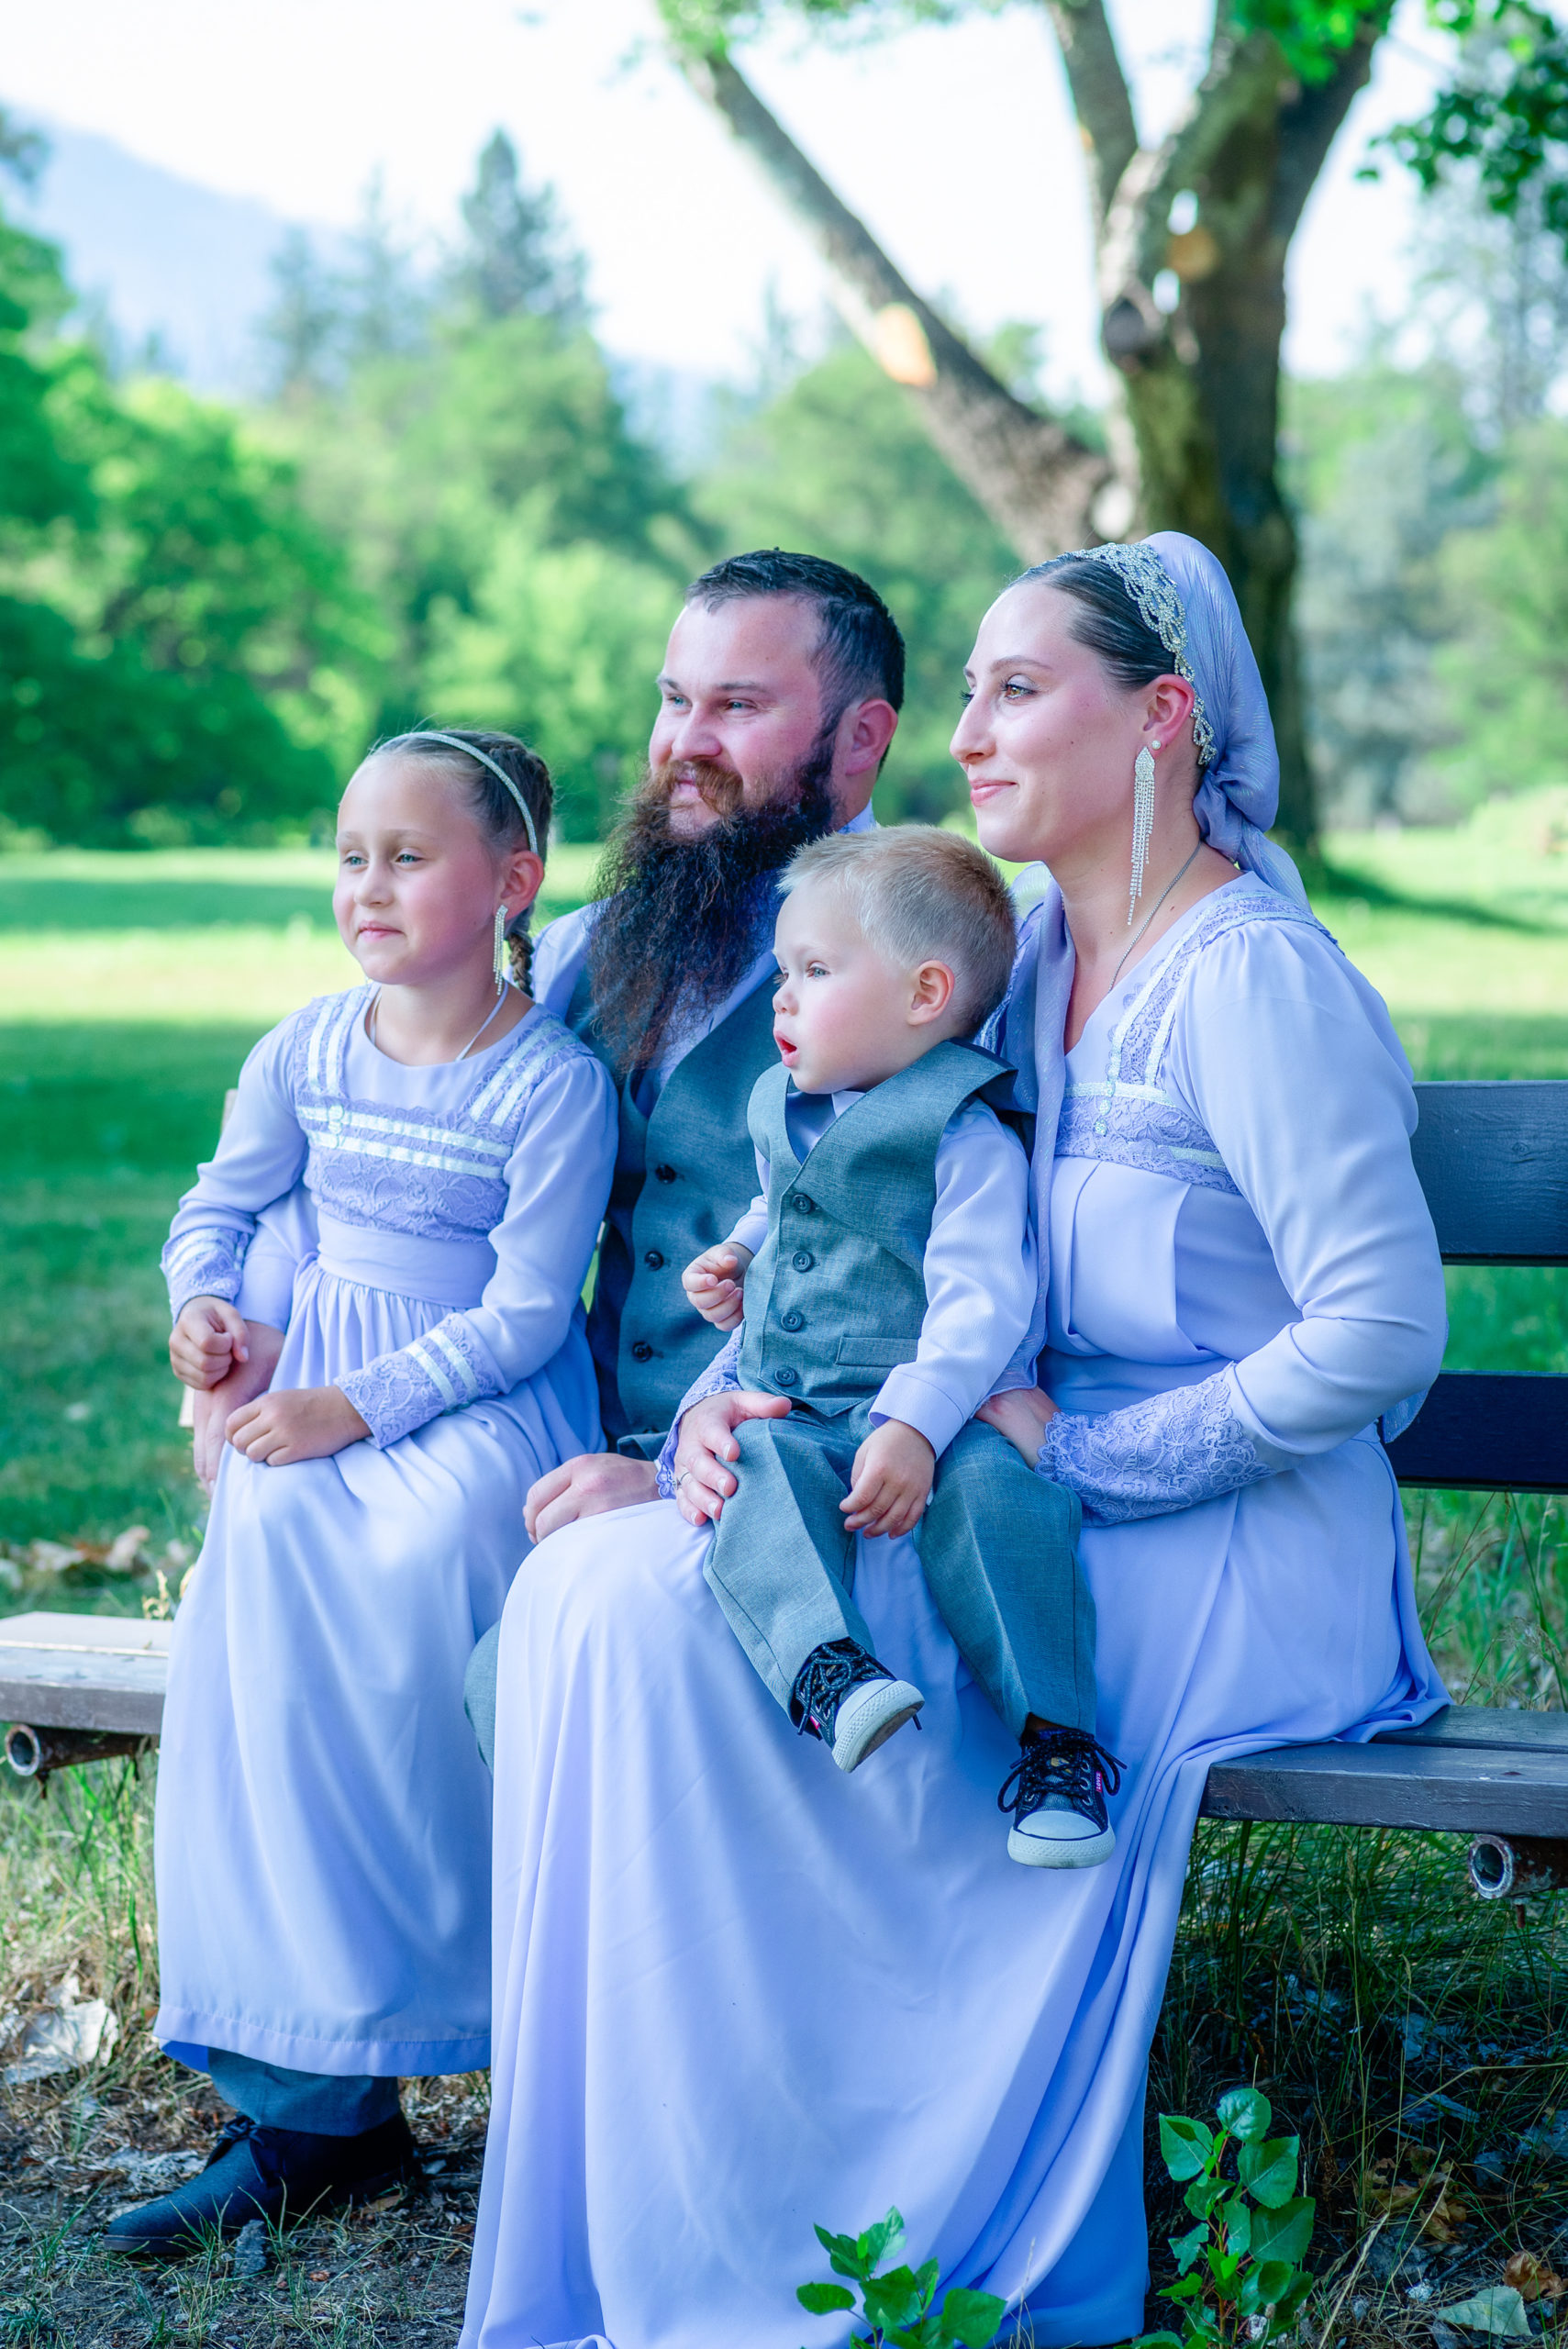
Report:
3,1973,119,2085
1435,2288,1533,2339
1505,2252,1567,2303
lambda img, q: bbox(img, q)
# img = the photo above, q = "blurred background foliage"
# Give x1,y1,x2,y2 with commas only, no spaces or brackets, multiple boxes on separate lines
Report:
6,102,1568,843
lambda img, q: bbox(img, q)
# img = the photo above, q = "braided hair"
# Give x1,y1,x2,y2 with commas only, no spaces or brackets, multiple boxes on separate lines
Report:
378,727,552,991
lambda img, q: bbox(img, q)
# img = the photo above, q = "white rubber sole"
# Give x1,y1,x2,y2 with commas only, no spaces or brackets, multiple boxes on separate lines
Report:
1007,1820,1117,1869
831,1679,925,1773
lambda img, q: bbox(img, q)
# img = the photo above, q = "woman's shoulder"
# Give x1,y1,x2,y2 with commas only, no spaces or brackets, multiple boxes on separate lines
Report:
1169,886,1411,1082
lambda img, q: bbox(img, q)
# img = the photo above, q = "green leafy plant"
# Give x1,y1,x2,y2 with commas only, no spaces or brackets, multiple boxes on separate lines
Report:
796,2209,1006,2348
1134,2088,1315,2349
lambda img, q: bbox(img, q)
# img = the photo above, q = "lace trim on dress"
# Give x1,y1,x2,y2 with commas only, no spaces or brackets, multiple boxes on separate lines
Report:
1037,1369,1273,1526
1058,888,1327,1192
284,991,593,1246
162,1227,248,1319
339,1311,504,1449
656,1330,743,1497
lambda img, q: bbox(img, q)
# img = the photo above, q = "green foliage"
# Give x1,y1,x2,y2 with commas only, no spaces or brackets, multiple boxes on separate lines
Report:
1229,0,1391,84
0,206,381,846
1378,3,1568,244
796,2210,1006,2347
697,343,1016,821
1134,2089,1315,2349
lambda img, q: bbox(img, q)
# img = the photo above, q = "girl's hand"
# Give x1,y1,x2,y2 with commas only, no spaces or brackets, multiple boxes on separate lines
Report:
171,1297,250,1390
226,1385,370,1468
192,1323,287,1492
976,1385,1060,1465
841,1419,935,1539
681,1243,752,1331
671,1389,790,1526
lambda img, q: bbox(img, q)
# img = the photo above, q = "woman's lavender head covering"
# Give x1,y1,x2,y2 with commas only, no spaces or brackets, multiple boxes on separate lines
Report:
1080,530,1309,908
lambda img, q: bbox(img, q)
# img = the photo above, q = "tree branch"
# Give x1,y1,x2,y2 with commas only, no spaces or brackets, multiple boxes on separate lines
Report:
1038,0,1138,232
674,42,1110,559
1270,20,1382,248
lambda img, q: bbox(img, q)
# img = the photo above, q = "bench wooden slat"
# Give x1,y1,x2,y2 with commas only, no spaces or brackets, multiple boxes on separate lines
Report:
1385,1370,1568,1493
0,1613,170,1737
1202,1739,1568,1835
1374,1706,1568,1753
1412,1081,1568,1264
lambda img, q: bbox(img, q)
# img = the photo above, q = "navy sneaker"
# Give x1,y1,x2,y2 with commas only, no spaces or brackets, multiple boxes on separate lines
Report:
103,2110,417,2261
789,1638,924,1773
998,1729,1123,1867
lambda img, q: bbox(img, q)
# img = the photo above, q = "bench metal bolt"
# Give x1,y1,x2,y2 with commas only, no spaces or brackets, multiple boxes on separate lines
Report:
1467,1831,1568,1900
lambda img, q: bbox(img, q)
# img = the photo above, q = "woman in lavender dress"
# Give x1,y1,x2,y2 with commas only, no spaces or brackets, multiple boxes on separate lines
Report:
458,545,1447,2348
111,731,617,2258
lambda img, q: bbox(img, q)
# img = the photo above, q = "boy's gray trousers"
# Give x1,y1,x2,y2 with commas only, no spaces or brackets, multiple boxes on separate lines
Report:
704,1409,1094,1741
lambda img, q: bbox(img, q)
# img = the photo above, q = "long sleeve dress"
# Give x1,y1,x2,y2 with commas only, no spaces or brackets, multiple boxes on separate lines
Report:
153,985,617,2081
458,880,1447,2349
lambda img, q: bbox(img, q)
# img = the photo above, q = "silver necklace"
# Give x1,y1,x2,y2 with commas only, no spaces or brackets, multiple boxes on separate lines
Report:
367,985,512,1063
1108,841,1204,991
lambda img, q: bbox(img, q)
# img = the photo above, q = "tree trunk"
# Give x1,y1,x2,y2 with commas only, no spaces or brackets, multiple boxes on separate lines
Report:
669,14,1390,854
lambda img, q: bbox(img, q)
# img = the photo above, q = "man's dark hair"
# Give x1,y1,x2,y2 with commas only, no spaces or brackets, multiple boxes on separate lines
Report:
685,550,906,723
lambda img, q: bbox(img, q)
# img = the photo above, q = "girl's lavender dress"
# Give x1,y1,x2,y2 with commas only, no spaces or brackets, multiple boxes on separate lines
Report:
154,985,617,2080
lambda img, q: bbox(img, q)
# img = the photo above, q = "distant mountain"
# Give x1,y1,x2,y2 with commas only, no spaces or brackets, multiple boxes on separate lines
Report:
6,114,312,394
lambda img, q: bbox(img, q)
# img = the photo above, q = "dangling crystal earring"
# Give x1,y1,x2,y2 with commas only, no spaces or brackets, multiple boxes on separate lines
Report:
493,905,509,996
1129,743,1158,925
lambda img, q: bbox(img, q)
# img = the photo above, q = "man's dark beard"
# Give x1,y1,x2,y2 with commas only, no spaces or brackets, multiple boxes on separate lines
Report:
586,744,837,1075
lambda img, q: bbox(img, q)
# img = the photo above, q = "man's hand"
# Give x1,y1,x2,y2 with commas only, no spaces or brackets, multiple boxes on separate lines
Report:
671,1389,792,1527
226,1385,370,1468
171,1296,251,1390
193,1321,286,1492
841,1419,936,1539
525,1451,660,1543
681,1242,753,1331
975,1385,1059,1464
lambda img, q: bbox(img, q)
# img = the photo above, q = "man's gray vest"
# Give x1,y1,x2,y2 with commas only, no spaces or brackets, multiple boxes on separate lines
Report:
568,970,781,1453
738,1041,1009,1416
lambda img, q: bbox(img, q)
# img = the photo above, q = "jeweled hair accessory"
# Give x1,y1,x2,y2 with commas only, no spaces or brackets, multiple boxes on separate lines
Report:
1080,541,1217,770
401,730,539,857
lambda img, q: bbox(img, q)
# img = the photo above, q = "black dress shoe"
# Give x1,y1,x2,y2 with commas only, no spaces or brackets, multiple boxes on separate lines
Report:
103,2110,417,2261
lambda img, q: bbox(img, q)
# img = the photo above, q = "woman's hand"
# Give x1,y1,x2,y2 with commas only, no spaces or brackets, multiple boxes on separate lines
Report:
171,1296,250,1390
525,1453,660,1542
681,1243,753,1332
976,1385,1059,1466
193,1322,286,1491
841,1419,935,1539
672,1389,791,1526
226,1385,370,1468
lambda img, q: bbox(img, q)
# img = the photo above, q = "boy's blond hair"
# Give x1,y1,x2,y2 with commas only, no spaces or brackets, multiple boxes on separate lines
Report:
781,825,1017,1032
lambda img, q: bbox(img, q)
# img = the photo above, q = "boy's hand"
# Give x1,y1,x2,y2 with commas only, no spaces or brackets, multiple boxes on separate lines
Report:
226,1386,370,1468
841,1419,936,1539
193,1322,287,1492
681,1243,753,1331
171,1297,250,1390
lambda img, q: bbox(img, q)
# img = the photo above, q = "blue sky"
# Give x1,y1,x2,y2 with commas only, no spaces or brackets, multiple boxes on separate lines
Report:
0,0,1451,395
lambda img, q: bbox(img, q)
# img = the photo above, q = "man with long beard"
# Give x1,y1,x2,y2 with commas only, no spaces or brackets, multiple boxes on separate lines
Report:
526,548,904,1533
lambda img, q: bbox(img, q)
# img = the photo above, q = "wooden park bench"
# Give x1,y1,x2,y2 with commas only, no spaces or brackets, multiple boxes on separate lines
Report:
5,1082,1568,1893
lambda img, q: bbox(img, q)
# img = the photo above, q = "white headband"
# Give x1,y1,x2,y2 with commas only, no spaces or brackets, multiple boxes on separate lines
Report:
402,730,539,857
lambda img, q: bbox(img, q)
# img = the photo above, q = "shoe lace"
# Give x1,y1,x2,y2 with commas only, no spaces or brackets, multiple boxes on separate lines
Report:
203,2115,261,2172
997,1729,1124,1819
789,1639,892,1740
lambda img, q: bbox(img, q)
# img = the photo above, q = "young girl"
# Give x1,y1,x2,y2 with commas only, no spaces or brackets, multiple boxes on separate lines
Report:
111,729,617,2260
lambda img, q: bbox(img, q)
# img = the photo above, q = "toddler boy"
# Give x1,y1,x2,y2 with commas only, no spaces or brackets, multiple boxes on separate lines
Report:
681,827,1118,1866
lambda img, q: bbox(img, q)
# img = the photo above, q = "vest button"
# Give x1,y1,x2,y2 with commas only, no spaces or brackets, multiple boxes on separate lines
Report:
653,1163,677,1184
789,1192,815,1213
773,1366,799,1387
630,1340,653,1362
643,1249,664,1269
780,1309,804,1332
793,1251,815,1273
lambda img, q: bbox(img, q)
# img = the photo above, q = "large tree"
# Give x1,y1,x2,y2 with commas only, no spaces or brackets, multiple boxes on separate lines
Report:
657,0,1568,849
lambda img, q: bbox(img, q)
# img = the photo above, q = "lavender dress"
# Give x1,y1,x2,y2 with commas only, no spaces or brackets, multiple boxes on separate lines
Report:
154,985,617,2079
457,886,1447,2348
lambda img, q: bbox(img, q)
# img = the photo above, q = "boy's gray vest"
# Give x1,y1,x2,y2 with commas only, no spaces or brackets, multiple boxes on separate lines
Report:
568,969,780,1452
739,1041,1011,1414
